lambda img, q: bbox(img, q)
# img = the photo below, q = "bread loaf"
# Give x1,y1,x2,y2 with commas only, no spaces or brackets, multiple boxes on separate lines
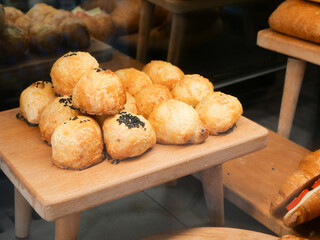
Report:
269,0,320,44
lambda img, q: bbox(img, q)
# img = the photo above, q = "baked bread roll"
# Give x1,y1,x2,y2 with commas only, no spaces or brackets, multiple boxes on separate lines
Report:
196,91,243,135
135,84,173,119
59,17,91,49
51,116,104,170
29,23,63,53
103,111,156,159
18,81,55,126
72,68,126,115
115,68,152,97
4,6,23,23
26,3,56,22
44,9,72,27
269,0,320,44
171,74,214,107
148,99,209,144
50,51,99,95
39,96,81,145
270,150,320,216
0,22,29,63
14,15,33,36
142,60,184,90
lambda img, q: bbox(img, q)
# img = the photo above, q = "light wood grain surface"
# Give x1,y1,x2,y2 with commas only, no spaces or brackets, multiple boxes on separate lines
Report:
0,108,268,222
257,28,320,66
141,227,278,240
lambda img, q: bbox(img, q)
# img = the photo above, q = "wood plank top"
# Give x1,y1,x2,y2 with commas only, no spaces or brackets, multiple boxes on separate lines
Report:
223,130,320,239
0,108,268,222
141,227,278,240
257,28,320,66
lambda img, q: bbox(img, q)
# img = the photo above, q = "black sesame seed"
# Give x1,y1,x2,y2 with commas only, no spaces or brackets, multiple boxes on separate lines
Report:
116,112,145,129
64,52,77,57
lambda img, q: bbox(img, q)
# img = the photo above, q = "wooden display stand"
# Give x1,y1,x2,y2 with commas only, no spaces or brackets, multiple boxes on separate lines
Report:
221,28,320,239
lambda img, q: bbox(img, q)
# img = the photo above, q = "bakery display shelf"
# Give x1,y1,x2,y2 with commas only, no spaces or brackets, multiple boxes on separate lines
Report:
0,108,268,222
0,38,113,83
222,130,320,239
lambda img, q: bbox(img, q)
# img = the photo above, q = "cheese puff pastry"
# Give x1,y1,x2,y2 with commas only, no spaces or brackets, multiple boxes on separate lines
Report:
196,91,243,135
148,99,209,144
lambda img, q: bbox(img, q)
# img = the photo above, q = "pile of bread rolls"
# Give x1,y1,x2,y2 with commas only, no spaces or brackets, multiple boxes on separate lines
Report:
0,3,91,63
17,51,243,170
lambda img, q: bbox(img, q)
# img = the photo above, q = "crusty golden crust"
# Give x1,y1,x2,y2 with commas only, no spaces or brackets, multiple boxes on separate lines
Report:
148,99,209,145
171,74,214,107
39,96,81,145
115,68,152,97
4,6,23,23
50,51,99,95
72,68,126,115
270,150,320,216
19,81,55,125
135,84,173,119
51,116,104,170
103,112,156,159
195,91,243,135
142,60,184,90
269,0,320,44
123,92,137,114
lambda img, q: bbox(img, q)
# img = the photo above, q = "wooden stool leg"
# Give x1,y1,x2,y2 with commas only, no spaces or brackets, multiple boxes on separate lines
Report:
201,164,224,226
55,212,81,240
14,187,32,238
136,0,155,63
278,57,306,138
167,13,185,65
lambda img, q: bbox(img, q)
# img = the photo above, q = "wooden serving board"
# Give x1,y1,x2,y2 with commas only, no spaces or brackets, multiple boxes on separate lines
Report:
0,108,268,222
141,227,278,240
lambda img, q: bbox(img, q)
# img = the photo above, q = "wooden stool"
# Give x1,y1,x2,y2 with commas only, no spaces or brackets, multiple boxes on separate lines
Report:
256,28,320,138
136,0,258,65
141,227,278,240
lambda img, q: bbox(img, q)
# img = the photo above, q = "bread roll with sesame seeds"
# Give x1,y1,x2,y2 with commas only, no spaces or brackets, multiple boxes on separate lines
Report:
103,112,156,160
51,116,104,170
196,91,243,135
39,96,81,145
18,81,55,126
50,51,99,95
72,68,126,115
148,99,209,144
142,60,184,90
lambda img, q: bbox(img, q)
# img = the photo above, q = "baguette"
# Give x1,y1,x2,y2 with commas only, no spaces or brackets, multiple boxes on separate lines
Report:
270,149,320,216
269,0,320,44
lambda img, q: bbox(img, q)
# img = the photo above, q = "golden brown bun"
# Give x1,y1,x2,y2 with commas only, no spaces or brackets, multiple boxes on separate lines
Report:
135,84,173,119
269,0,320,44
148,99,209,144
39,96,81,145
43,9,72,27
4,6,23,23
50,51,99,95
29,23,63,53
0,22,29,63
14,15,33,36
51,116,104,170
196,91,243,135
124,92,137,114
283,184,320,227
59,17,91,49
75,11,114,42
26,3,56,22
171,74,214,107
72,68,126,115
280,235,309,240
142,60,184,90
270,150,320,216
19,81,55,125
115,68,152,97
103,111,156,159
